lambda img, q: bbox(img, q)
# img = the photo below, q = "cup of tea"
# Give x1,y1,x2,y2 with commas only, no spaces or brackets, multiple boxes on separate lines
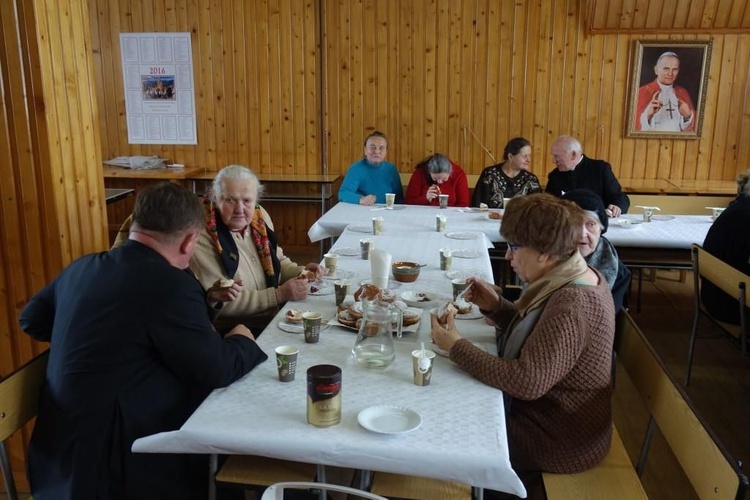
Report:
372,217,384,235
303,311,323,344
360,238,373,260
324,253,339,277
385,193,396,209
438,194,449,209
436,215,447,232
439,248,453,271
411,349,436,386
451,278,468,300
275,346,299,382
334,279,350,306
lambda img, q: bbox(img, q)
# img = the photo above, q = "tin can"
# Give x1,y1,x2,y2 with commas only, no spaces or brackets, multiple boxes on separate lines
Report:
306,364,342,427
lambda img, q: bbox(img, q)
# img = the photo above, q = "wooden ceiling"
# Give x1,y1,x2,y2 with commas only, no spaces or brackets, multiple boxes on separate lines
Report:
587,0,750,33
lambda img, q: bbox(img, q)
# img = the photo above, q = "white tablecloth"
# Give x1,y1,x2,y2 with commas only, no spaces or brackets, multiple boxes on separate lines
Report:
308,202,712,251
133,234,525,497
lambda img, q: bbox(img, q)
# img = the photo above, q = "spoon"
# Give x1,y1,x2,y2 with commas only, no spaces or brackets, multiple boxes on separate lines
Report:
396,264,426,270
418,342,431,372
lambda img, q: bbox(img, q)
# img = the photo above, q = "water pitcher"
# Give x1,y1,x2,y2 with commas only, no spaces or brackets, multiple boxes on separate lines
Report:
351,298,402,368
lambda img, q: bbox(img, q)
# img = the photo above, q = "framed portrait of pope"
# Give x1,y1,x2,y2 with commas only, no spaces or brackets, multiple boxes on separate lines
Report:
626,40,712,139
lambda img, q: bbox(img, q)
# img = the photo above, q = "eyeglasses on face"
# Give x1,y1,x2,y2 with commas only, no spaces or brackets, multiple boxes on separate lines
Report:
507,242,523,254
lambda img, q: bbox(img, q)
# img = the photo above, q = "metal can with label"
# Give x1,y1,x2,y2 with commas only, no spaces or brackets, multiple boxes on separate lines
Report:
306,364,342,427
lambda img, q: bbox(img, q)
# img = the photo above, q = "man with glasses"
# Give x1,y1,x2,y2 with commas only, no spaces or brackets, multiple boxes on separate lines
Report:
338,130,404,206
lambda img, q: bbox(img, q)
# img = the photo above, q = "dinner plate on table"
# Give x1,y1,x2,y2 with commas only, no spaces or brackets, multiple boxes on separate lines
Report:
347,224,372,233
321,270,355,280
309,281,334,295
452,249,481,259
614,218,643,229
445,231,479,240
332,247,359,257
445,270,486,281
358,405,422,435
650,214,676,221
277,320,330,334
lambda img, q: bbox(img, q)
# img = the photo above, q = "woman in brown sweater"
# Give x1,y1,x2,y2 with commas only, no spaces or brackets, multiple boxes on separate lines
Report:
431,193,615,479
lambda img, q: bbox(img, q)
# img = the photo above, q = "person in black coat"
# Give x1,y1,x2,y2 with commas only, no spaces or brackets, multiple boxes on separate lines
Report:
701,170,750,324
546,135,630,217
19,183,268,500
562,189,631,313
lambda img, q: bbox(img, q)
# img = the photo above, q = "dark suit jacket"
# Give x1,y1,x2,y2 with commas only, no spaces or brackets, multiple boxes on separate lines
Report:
545,156,630,213
701,195,750,324
19,240,268,500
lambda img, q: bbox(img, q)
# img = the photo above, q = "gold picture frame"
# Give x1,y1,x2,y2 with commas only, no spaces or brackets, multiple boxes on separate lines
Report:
627,40,712,139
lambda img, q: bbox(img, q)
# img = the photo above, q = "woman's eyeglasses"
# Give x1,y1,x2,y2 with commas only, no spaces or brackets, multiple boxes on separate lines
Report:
507,242,522,255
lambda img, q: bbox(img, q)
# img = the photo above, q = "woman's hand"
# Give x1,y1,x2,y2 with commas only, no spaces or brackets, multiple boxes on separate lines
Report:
305,263,327,279
359,195,376,206
206,278,243,304
426,184,441,202
430,311,462,353
465,277,499,312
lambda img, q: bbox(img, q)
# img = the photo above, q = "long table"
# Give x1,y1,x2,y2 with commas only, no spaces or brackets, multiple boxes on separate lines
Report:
133,224,526,498
308,202,713,264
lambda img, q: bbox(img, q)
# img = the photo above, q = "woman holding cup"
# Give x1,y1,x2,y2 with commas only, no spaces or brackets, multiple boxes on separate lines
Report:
471,137,542,209
431,193,615,489
404,153,470,207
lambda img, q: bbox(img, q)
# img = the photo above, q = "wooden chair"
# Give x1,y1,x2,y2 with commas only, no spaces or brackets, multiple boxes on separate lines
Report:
261,481,387,500
369,472,472,500
214,455,318,495
617,311,747,499
0,350,49,500
685,244,749,386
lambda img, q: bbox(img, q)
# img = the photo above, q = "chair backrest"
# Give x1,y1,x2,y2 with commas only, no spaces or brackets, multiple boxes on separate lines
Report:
0,350,49,498
616,312,748,499
693,244,750,309
260,481,388,500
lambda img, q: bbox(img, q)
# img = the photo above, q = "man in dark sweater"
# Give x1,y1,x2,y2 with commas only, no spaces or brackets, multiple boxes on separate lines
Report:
546,135,630,217
702,170,750,324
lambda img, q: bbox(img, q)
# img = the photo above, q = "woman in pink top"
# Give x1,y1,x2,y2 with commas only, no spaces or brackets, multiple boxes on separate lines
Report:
404,153,470,207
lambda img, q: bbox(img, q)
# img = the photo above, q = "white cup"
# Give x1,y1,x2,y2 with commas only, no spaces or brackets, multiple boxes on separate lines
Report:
385,193,395,208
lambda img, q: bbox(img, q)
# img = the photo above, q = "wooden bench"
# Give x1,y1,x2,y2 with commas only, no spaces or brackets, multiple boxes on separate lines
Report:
369,471,472,499
543,311,748,499
0,350,49,500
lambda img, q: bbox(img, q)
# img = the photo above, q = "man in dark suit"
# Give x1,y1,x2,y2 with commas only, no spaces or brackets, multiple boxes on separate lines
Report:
701,170,750,324
19,183,268,500
545,135,630,217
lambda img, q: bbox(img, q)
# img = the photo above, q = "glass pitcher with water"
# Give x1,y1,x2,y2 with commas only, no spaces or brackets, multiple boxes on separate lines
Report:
352,298,402,368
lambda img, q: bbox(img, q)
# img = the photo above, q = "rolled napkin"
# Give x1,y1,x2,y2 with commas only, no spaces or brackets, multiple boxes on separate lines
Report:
370,248,392,289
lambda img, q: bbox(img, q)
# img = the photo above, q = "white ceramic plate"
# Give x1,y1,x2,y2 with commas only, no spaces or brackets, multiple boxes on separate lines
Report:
445,270,486,281
399,291,442,308
452,249,481,259
358,405,422,435
456,304,483,320
614,218,643,228
309,282,334,295
321,270,355,280
445,231,479,240
650,214,676,221
332,247,359,257
277,320,330,334
431,339,487,357
347,224,372,233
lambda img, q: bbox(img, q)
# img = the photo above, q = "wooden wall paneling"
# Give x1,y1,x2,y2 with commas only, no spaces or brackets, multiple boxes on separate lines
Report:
597,36,618,163
585,35,606,153
410,0,426,167
710,36,735,179
198,1,218,170
456,0,474,169
528,0,551,166
230,0,247,167
728,37,750,179
210,0,227,167
376,1,393,162
478,1,499,169
435,1,453,164
696,36,723,180
714,0,734,27
422,0,437,162
606,36,628,175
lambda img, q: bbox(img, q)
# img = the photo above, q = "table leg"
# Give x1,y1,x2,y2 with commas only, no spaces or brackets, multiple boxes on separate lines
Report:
317,464,327,500
472,486,484,500
208,454,218,500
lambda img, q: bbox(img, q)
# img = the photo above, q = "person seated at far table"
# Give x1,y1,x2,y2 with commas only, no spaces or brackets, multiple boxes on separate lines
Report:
404,153,470,207
545,135,630,217
472,137,542,209
338,130,404,206
190,165,326,334
431,193,615,492
701,169,750,325
19,182,267,500
562,189,631,313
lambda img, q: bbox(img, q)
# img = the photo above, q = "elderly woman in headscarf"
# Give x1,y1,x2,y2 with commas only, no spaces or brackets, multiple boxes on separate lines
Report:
189,165,325,333
404,153,470,207
562,189,631,313
431,193,615,488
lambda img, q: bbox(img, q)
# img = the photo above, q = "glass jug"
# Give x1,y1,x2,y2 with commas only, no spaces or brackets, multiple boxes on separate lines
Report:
351,298,403,368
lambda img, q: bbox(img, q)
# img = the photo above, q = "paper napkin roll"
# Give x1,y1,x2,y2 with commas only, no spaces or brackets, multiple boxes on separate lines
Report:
370,249,392,289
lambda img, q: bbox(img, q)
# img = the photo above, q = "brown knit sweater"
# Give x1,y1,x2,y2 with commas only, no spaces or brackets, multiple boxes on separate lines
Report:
450,275,615,474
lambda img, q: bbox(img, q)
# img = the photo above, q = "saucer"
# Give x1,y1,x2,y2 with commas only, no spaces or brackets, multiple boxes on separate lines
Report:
358,405,422,434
